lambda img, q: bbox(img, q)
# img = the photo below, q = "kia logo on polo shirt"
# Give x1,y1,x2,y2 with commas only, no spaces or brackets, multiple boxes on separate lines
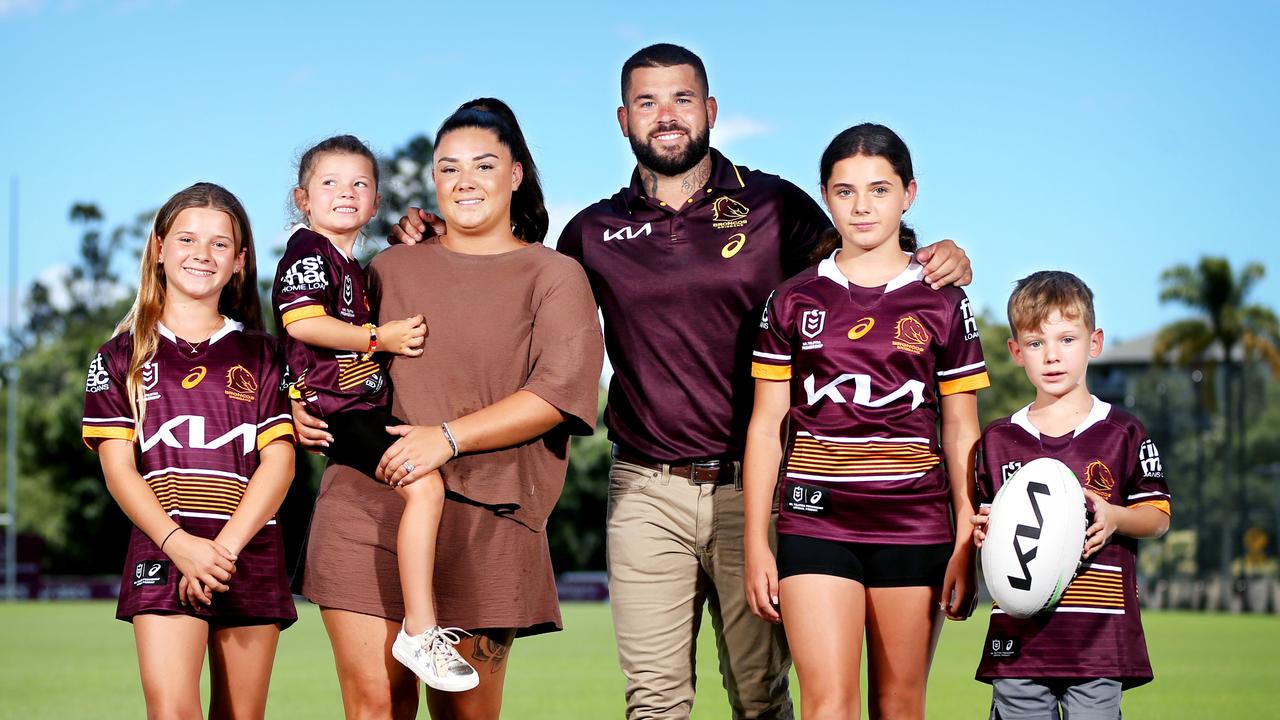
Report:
602,223,652,242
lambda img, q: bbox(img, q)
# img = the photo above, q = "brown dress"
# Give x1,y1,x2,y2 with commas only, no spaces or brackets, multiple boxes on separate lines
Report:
302,239,603,635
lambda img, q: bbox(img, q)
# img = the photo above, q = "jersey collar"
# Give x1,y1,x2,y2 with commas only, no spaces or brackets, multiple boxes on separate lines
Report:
622,147,746,209
1010,394,1112,439
290,223,354,261
817,249,925,292
157,316,242,346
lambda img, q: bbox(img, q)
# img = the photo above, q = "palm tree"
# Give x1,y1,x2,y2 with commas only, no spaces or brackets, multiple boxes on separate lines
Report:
1155,257,1280,606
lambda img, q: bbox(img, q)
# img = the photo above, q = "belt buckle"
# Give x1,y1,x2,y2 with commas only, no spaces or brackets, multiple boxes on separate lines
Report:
688,460,722,485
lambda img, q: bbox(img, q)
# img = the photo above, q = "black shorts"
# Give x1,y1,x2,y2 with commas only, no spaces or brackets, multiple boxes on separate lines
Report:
776,533,951,588
322,408,406,481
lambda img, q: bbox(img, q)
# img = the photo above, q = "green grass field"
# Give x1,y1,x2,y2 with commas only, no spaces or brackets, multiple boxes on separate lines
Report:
0,602,1275,718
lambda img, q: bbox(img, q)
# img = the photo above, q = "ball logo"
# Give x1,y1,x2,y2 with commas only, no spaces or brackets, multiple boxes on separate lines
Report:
721,233,747,259
800,309,826,339
1084,460,1115,500
1008,481,1051,591
181,366,207,389
847,317,875,341
224,365,258,403
892,316,930,354
711,197,749,229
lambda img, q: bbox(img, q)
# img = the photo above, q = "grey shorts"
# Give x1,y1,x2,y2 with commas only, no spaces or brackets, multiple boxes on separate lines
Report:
990,678,1122,720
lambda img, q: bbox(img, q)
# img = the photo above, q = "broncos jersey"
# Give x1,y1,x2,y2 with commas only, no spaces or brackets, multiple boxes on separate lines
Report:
272,225,388,417
975,398,1171,687
752,252,989,545
82,319,296,623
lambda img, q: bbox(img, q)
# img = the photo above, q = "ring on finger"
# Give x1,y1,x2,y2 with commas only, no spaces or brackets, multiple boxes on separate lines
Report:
402,461,415,475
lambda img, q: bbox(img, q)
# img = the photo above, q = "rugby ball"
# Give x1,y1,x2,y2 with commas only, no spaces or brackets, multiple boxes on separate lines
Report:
981,458,1086,619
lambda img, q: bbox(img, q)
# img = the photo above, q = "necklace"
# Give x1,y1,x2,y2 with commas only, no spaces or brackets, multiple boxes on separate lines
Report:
176,319,223,355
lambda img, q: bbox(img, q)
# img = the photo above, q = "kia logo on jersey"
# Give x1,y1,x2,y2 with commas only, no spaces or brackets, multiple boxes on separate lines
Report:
602,223,652,243
801,309,826,339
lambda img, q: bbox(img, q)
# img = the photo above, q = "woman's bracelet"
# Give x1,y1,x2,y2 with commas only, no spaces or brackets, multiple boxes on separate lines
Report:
441,421,460,458
159,527,180,553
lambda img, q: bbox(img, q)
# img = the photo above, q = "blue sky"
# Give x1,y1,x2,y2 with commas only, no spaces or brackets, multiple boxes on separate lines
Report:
2,1,1278,346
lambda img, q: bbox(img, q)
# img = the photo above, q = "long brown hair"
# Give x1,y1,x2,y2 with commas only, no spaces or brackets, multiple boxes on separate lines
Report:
114,182,261,423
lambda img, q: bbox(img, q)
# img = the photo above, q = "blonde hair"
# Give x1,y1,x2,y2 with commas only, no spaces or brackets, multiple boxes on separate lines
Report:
1007,270,1096,339
114,183,261,423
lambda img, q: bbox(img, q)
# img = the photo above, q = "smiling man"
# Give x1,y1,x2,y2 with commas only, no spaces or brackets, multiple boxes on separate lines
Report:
555,44,971,720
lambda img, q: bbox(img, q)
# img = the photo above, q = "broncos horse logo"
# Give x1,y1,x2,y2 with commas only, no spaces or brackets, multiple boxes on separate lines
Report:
1084,460,1115,500
224,364,258,403
892,316,930,354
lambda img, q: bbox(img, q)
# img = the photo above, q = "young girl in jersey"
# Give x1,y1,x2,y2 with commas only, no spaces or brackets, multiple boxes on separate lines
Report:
271,135,477,691
82,182,296,718
743,124,988,719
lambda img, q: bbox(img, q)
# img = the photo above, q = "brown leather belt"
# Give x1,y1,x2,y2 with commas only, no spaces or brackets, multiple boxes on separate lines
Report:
614,448,741,488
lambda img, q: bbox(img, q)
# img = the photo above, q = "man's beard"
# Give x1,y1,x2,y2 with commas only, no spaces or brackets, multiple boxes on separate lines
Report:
629,122,711,177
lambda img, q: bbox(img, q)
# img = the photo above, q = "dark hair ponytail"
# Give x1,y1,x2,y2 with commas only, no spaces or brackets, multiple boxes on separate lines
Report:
436,98,549,244
811,123,917,264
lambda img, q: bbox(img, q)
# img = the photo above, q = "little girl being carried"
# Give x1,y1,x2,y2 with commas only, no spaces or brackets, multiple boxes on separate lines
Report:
272,135,477,691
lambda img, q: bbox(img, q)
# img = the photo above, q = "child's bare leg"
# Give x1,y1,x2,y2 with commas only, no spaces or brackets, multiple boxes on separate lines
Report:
396,469,445,635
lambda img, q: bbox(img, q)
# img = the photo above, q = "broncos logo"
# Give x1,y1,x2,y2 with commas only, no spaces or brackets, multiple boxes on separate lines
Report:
891,316,930,354
712,196,749,221
1084,460,1115,500
224,364,258,403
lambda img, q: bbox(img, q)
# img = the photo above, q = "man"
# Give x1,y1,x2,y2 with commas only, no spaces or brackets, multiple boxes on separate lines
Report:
395,44,971,720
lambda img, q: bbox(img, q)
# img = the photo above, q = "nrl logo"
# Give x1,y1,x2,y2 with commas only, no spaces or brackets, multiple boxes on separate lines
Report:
800,309,826,339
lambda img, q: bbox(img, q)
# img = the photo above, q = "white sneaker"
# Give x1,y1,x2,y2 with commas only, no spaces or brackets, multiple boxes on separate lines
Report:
392,625,480,692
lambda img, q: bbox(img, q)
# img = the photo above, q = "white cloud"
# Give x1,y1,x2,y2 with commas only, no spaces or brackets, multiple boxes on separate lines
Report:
712,115,771,147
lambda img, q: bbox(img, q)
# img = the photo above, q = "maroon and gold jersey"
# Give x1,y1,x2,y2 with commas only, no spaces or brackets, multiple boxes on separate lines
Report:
82,320,297,624
272,225,387,417
975,398,1172,687
752,253,989,545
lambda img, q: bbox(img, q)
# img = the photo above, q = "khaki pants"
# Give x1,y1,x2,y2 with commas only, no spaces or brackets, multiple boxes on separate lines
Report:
607,459,793,720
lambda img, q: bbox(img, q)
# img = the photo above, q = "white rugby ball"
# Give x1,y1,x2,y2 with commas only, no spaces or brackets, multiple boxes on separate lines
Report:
981,457,1086,619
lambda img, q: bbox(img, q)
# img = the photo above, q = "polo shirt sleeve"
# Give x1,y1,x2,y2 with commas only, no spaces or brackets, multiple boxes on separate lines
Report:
554,215,585,264
1124,430,1172,516
751,289,794,381
778,181,834,277
82,339,135,450
935,290,990,396
273,233,334,328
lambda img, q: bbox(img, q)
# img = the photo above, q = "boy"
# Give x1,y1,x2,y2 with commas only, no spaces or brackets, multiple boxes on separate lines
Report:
971,271,1171,719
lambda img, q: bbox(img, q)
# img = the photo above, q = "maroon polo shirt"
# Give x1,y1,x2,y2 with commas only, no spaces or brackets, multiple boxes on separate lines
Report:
557,148,831,462
974,398,1172,687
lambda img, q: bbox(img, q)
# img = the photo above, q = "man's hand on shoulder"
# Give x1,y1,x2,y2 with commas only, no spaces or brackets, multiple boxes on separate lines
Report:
915,239,972,289
389,207,447,246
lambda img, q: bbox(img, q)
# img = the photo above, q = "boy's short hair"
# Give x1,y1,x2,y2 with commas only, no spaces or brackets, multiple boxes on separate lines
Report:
1007,271,1096,339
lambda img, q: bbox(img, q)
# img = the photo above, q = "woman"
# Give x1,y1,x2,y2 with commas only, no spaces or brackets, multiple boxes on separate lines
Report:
294,99,604,719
